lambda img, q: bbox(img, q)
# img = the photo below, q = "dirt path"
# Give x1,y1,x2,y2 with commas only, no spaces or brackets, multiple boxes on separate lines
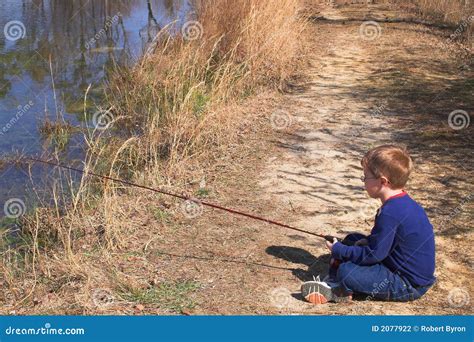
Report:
243,3,472,314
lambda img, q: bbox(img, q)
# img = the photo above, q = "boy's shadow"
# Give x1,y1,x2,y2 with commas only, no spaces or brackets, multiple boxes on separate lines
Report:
266,245,378,302
265,245,331,282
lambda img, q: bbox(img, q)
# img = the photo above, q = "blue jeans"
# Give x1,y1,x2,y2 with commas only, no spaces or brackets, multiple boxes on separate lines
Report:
330,234,432,301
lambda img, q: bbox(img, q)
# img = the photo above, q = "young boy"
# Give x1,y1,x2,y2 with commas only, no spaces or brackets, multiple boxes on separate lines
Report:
301,145,436,303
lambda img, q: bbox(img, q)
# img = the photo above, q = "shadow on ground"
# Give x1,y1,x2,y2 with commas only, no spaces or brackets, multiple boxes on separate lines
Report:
266,245,331,281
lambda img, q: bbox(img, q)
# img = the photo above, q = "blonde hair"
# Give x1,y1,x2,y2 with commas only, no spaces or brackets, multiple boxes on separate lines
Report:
361,145,413,189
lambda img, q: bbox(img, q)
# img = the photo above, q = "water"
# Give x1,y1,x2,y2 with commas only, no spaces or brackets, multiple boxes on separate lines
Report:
0,0,191,215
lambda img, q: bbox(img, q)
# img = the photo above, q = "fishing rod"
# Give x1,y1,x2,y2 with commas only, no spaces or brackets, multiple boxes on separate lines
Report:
23,156,341,243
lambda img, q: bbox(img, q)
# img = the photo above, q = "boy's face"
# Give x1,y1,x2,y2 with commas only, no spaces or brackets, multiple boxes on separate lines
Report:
363,167,384,198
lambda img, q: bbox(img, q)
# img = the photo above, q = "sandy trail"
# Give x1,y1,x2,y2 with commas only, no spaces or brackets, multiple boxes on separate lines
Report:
251,3,473,314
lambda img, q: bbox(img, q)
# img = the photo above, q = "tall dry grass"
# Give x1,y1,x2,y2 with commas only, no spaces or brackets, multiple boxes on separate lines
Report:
107,0,305,180
0,0,305,313
396,0,473,41
326,0,472,41
406,0,472,23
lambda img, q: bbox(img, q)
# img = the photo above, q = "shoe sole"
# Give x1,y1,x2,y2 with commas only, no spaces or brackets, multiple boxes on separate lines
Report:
305,292,329,304
301,281,333,304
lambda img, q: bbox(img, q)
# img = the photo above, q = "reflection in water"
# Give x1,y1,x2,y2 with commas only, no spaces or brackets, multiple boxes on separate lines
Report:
0,0,191,210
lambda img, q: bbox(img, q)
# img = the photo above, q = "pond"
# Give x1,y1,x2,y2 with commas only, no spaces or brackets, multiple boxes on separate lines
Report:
0,0,192,216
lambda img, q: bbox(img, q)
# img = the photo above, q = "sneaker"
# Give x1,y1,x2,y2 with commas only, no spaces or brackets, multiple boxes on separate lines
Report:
301,280,352,304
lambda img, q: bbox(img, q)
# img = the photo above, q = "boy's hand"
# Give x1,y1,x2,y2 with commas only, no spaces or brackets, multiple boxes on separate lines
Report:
354,238,369,246
325,237,338,252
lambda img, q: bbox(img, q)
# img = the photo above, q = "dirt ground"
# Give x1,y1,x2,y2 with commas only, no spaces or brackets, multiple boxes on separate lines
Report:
4,2,472,315
252,4,474,314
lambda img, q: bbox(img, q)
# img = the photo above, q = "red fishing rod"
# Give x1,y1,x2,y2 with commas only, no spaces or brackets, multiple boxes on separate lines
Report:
23,156,340,243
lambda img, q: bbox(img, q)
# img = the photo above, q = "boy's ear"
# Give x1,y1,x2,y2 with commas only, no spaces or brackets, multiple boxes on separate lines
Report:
380,176,390,186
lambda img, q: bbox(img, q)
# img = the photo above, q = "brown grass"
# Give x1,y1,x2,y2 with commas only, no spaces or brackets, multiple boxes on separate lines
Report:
395,0,473,41
106,0,305,180
408,0,471,23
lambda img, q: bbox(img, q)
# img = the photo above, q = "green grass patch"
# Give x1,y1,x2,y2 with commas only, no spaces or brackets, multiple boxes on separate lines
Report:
192,91,210,117
196,188,210,198
119,280,200,312
151,207,171,223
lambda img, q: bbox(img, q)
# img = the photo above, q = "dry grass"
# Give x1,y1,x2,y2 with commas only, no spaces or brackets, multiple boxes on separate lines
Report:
325,0,472,42
407,0,471,23
39,119,77,152
106,0,305,180
395,0,473,41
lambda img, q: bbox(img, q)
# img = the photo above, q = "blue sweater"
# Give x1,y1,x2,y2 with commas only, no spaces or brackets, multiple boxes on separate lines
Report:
332,193,436,287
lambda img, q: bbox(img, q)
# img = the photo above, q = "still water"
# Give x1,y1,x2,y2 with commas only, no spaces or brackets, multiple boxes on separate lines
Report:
0,0,191,213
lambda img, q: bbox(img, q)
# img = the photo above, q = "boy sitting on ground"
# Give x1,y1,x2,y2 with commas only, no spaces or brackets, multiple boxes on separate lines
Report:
301,145,436,304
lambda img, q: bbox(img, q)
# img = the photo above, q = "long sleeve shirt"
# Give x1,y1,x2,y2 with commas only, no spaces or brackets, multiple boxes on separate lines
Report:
332,192,436,287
